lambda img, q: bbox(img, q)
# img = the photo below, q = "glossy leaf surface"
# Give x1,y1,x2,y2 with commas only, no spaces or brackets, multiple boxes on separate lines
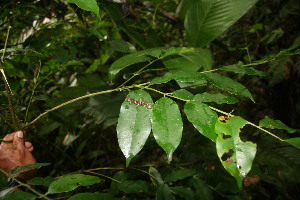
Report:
48,174,102,194
285,138,300,149
259,116,297,133
184,0,258,47
67,0,99,17
194,93,239,104
117,90,153,166
184,100,218,142
215,116,257,188
203,72,254,102
152,97,183,162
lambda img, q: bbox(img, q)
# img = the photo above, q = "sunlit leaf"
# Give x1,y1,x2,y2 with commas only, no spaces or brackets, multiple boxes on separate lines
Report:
48,174,102,194
184,100,218,142
194,93,239,104
215,116,257,188
203,72,254,102
117,90,153,166
67,0,99,17
259,116,297,133
285,138,300,149
152,97,183,162
184,0,258,47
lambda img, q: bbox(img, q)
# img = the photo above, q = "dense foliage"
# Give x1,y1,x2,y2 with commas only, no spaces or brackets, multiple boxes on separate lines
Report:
0,0,300,199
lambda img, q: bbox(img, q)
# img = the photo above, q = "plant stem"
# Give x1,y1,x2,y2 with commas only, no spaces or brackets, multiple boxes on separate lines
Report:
1,26,11,62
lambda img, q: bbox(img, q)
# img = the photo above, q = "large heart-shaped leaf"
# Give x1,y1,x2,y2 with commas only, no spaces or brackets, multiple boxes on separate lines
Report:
215,116,257,188
152,97,183,162
117,90,153,166
184,0,258,47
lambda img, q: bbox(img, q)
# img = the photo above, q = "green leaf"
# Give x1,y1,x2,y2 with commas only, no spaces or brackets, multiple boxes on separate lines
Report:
203,72,254,102
109,40,132,53
156,184,176,200
259,116,297,133
11,163,50,176
152,97,183,162
171,186,195,200
285,138,300,149
118,180,151,194
164,168,196,182
192,179,213,200
1,192,36,200
215,116,257,188
163,48,212,71
150,71,206,85
29,176,54,187
47,174,102,194
184,101,218,142
149,167,164,186
109,48,163,80
184,0,258,47
117,90,153,166
68,192,120,200
67,0,99,17
172,89,194,100
194,93,239,104
219,63,267,76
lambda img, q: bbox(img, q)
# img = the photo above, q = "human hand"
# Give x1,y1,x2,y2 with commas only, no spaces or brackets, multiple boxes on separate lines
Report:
0,131,36,181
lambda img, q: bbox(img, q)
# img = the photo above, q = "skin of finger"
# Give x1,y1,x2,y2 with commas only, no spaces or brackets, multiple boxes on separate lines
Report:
13,131,25,150
2,133,14,140
25,142,34,152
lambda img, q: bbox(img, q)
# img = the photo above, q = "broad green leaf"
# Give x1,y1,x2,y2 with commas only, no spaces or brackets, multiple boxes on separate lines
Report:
1,192,36,200
171,186,195,200
184,0,258,47
109,40,132,53
192,179,213,200
184,101,218,142
156,184,176,200
150,71,206,85
285,138,300,149
29,176,54,187
164,168,196,182
11,163,50,175
67,0,99,17
172,89,194,100
215,116,257,188
259,116,297,133
48,174,102,194
163,48,212,71
117,90,153,166
219,63,267,76
118,180,151,194
152,97,183,162
149,167,164,186
194,93,239,104
68,192,120,200
203,72,254,102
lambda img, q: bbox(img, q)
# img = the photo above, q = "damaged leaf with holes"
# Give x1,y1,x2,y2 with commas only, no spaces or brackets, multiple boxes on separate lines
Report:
215,116,257,188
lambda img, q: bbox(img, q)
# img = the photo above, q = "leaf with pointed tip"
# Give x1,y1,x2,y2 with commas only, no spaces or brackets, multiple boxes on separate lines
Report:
259,116,297,133
117,90,153,166
219,63,267,76
67,0,99,17
194,93,239,104
203,72,254,102
285,138,300,149
184,0,258,47
184,100,218,142
11,163,50,175
152,97,183,162
149,167,164,186
215,116,257,189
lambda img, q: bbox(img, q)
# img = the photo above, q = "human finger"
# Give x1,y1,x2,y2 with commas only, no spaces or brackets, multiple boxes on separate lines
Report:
13,131,25,149
25,141,34,152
